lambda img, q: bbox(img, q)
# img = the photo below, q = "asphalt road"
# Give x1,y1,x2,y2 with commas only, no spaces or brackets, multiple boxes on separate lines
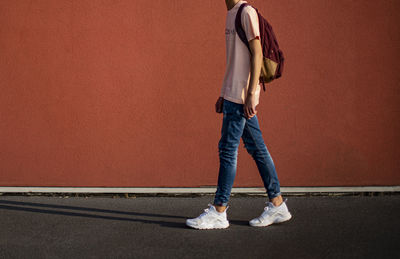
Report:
0,195,399,259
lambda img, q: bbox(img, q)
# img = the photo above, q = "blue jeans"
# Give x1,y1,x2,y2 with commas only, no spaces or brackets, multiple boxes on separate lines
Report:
213,99,281,207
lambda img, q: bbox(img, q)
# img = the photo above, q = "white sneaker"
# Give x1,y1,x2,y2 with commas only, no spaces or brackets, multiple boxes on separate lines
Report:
186,204,230,229
249,198,292,227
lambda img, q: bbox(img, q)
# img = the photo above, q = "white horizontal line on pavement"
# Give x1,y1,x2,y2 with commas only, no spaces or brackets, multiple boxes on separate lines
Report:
0,186,399,193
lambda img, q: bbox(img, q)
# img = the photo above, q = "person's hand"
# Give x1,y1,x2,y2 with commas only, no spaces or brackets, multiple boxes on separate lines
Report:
243,93,257,119
215,97,224,113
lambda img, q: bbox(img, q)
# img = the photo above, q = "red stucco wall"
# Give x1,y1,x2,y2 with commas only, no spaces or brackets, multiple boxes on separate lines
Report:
1,0,399,187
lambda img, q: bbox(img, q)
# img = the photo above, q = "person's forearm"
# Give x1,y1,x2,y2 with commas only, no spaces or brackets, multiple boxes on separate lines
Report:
220,86,225,98
247,50,263,96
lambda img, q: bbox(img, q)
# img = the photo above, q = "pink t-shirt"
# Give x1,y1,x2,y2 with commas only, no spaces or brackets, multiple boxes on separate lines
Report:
220,1,261,106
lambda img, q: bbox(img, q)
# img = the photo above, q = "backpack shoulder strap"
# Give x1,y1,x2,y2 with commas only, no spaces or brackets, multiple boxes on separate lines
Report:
235,3,251,52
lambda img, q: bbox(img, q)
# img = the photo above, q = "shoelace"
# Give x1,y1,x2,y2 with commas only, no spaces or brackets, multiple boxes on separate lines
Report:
256,199,288,222
198,203,214,219
264,202,275,211
256,202,280,222
265,198,288,212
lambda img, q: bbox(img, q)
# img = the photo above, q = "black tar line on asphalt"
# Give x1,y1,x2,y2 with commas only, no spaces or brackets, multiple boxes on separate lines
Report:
0,195,399,259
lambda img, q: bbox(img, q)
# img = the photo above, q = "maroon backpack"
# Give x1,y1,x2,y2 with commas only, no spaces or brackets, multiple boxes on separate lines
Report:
235,3,284,91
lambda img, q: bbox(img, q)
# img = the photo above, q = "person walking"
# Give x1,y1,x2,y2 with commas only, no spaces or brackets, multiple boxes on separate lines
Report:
186,0,292,230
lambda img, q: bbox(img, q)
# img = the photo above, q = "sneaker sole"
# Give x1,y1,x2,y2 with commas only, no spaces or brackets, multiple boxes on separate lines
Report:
186,221,230,230
249,213,292,227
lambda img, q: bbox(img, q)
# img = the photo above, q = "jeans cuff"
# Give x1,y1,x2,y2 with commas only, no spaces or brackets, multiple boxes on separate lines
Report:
268,191,281,199
213,199,229,207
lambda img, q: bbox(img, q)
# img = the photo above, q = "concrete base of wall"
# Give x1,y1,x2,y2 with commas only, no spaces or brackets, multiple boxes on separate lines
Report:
0,186,399,194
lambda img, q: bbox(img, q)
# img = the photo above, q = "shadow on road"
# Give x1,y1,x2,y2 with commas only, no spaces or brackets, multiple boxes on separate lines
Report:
0,199,189,229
